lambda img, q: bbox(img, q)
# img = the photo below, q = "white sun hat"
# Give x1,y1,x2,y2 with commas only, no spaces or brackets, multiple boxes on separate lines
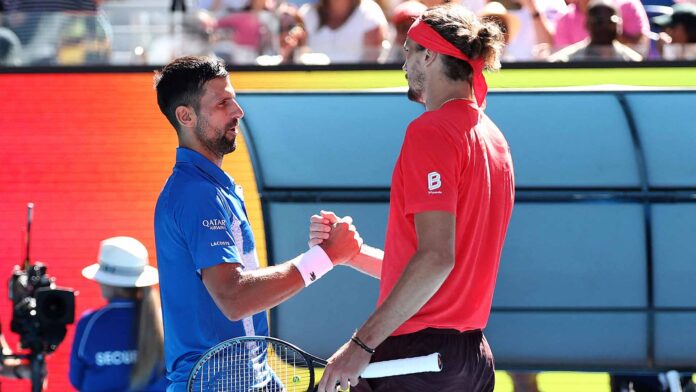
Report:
82,236,159,287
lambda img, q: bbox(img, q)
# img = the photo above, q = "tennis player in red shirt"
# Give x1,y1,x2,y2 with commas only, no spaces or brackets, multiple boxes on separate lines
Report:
311,4,515,391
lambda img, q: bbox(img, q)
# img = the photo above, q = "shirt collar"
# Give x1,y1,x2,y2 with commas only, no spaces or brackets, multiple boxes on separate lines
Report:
176,147,234,189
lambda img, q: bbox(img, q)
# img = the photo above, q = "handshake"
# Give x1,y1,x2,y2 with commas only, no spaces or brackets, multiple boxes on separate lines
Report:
308,210,363,266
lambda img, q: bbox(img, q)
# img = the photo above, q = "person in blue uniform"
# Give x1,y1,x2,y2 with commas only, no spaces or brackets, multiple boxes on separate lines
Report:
69,236,168,392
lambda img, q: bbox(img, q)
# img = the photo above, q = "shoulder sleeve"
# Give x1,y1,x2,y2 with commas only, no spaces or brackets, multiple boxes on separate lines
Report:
173,186,242,272
553,14,572,48
358,0,387,31
619,0,650,37
400,120,467,216
69,315,91,390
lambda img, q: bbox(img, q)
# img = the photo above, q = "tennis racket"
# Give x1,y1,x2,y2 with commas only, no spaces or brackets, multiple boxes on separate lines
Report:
187,336,441,392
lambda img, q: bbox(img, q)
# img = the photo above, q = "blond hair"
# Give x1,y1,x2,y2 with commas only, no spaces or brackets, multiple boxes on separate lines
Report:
129,287,165,390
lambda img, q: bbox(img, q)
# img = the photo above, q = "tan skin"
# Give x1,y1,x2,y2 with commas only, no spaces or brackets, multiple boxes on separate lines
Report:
175,77,363,321
665,24,688,44
312,39,470,391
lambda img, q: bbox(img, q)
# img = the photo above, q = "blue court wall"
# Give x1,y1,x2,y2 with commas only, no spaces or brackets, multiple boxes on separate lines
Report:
237,90,696,371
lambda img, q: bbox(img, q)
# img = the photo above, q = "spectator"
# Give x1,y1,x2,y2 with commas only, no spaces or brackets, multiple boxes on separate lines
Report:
479,1,522,60
653,3,696,59
69,237,168,392
277,3,307,64
3,0,111,65
554,0,650,55
382,0,426,63
299,0,388,63
498,0,567,60
549,0,642,61
146,11,216,65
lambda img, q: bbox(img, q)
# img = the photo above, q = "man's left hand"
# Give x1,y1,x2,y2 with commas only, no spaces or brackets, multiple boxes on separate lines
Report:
317,339,372,392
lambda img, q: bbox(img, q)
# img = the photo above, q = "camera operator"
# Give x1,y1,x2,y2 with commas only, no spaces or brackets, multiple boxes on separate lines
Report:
69,237,167,392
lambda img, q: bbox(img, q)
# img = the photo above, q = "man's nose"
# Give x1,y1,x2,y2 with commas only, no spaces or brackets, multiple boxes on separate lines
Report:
232,100,244,119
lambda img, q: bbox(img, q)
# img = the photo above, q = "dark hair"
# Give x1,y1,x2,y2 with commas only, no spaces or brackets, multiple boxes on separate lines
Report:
418,4,504,82
154,56,228,132
316,0,361,29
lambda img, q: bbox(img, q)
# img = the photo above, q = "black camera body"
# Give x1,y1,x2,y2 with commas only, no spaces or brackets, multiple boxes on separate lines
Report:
8,262,76,354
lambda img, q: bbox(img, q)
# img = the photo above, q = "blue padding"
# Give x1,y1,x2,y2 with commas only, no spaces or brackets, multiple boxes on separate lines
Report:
626,93,696,187
652,204,696,307
485,93,640,188
486,312,647,366
240,92,642,189
238,93,423,188
266,202,386,358
494,203,647,307
655,313,696,367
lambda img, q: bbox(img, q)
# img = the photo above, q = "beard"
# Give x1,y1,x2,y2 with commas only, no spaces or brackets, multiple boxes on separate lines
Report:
407,87,423,103
405,72,425,104
194,115,237,158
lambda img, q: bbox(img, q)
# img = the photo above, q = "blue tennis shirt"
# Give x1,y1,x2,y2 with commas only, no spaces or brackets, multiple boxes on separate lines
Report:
154,147,269,391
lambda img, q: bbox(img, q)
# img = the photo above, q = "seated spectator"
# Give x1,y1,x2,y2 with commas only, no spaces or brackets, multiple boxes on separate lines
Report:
382,0,426,63
3,0,111,65
69,237,168,392
497,0,567,60
206,0,278,64
277,3,308,64
653,3,696,59
554,0,650,55
479,1,522,61
549,0,642,61
300,0,388,63
146,11,216,65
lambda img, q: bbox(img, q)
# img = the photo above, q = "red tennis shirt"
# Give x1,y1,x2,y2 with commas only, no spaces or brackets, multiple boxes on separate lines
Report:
378,99,515,336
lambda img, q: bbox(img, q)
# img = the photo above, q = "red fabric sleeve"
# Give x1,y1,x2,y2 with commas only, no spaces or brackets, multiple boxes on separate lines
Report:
400,121,468,216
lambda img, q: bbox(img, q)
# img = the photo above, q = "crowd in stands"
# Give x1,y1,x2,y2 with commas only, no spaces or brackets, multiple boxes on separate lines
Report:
0,0,694,66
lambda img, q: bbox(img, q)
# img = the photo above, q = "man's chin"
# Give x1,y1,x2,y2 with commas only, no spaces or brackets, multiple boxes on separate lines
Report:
407,88,424,104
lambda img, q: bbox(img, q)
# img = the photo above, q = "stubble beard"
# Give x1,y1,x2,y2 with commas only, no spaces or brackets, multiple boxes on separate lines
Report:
406,72,425,104
194,115,237,159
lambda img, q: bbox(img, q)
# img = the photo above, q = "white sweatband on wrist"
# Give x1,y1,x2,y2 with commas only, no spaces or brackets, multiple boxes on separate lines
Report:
291,246,333,287
361,244,384,260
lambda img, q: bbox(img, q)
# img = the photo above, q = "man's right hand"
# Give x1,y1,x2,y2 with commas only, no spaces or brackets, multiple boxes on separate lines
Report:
310,211,362,265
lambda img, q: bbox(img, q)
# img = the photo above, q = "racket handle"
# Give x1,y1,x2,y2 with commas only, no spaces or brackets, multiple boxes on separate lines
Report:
360,352,442,378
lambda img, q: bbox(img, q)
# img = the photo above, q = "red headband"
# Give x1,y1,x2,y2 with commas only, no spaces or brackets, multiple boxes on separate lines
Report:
407,18,487,107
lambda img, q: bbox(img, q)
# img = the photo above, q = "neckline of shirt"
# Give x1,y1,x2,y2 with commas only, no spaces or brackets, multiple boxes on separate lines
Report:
176,147,235,190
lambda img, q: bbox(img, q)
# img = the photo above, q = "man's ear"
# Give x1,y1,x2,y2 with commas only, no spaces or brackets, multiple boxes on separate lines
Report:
424,49,438,66
175,105,196,129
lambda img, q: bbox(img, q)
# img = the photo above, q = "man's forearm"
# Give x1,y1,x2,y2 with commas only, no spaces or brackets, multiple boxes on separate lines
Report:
353,249,454,348
212,262,305,321
345,244,383,279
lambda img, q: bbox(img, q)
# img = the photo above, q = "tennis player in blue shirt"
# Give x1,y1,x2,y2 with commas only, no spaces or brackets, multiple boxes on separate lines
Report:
153,56,362,392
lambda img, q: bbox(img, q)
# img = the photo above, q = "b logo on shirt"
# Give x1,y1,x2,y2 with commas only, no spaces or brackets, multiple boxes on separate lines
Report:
428,172,442,194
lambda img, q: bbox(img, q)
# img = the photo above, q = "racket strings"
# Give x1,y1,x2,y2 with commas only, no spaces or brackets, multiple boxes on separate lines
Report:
189,340,314,392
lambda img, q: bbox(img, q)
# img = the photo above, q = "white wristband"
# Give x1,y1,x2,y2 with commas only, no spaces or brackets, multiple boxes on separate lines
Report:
291,246,333,287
